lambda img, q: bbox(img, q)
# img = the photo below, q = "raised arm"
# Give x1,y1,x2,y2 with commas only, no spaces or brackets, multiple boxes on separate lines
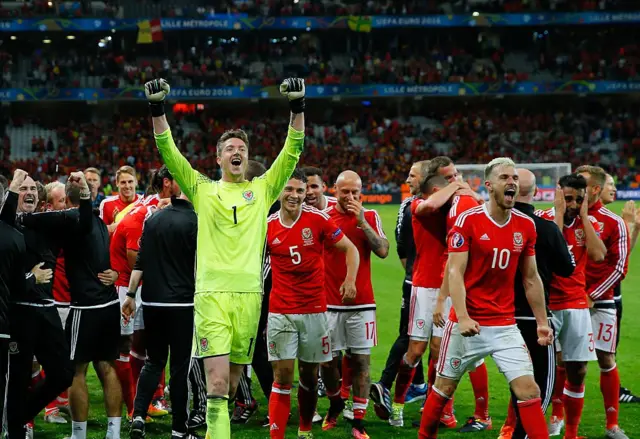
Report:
264,78,306,205
589,216,629,301
145,79,200,204
1,169,27,227
414,182,463,217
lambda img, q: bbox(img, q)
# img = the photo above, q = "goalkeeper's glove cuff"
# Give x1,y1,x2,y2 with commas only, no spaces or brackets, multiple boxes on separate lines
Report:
289,97,305,114
149,101,165,117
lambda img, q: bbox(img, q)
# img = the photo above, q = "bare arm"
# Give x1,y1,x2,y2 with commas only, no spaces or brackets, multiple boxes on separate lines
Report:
126,250,138,270
360,219,389,259
128,269,143,294
520,255,548,327
414,182,462,217
333,235,360,283
448,252,470,319
290,112,304,132
400,258,407,269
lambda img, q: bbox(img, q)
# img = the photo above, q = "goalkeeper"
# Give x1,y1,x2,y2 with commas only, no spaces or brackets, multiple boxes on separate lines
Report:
144,77,306,439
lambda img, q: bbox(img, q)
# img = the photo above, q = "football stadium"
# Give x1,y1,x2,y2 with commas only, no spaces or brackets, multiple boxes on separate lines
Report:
1,1,640,439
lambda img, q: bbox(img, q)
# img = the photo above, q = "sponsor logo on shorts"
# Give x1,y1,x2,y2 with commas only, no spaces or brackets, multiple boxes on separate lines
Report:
416,319,425,329
450,357,461,370
243,190,254,202
450,232,464,249
8,342,18,354
268,341,277,355
200,338,209,353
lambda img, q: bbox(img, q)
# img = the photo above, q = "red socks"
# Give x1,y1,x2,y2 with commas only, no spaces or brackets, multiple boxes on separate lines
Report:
130,350,145,391
551,366,566,419
517,398,549,439
563,382,585,439
418,387,449,439
504,397,516,429
297,381,317,432
340,355,353,400
115,354,135,414
269,383,291,439
153,369,166,400
394,355,417,404
353,396,368,421
469,362,489,420
600,366,621,430
427,358,436,391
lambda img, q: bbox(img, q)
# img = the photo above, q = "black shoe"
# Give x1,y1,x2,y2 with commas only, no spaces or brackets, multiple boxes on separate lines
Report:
172,433,204,439
262,415,270,428
187,410,206,430
129,417,145,439
230,399,258,424
620,387,640,403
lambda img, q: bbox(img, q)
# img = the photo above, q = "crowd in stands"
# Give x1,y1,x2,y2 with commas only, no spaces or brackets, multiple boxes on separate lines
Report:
1,0,635,19
4,25,640,91
3,106,639,192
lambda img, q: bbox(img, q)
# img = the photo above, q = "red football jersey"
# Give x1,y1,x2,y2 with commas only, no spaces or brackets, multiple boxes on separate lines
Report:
585,200,630,301
440,195,481,281
53,250,70,305
110,205,153,287
323,195,338,211
99,194,142,225
447,204,537,326
267,206,344,314
537,208,601,310
324,206,386,310
411,198,447,289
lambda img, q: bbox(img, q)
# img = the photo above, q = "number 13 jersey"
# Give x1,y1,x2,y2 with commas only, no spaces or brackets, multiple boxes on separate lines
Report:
447,204,537,326
267,206,344,314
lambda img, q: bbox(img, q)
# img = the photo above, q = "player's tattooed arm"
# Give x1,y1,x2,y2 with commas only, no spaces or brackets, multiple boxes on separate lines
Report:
361,221,389,258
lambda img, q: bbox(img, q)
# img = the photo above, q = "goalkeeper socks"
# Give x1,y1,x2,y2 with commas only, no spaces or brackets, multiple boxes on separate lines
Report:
206,395,230,439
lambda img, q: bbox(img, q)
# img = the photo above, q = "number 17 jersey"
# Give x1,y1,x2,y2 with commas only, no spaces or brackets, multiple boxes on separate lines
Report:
267,206,344,314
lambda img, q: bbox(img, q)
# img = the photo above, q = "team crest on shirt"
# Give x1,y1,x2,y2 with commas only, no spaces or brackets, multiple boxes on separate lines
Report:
450,358,461,370
450,232,464,249
268,341,277,355
9,342,18,354
242,190,254,202
416,319,425,330
200,338,209,353
575,228,585,243
598,222,605,233
513,232,524,252
302,228,314,246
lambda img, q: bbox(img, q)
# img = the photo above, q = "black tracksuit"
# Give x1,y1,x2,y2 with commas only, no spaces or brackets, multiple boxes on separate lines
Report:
379,195,424,389
511,202,575,439
0,192,28,426
132,197,197,434
4,192,92,439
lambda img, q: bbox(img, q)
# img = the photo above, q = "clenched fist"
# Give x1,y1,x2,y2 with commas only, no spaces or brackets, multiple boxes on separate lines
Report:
145,79,170,117
279,78,305,114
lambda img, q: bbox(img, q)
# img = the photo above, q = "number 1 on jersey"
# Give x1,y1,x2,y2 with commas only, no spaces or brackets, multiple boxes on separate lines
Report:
232,206,237,224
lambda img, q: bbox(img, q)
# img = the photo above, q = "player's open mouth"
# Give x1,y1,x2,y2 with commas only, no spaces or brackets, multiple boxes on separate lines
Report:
231,157,242,166
504,188,516,202
23,195,35,206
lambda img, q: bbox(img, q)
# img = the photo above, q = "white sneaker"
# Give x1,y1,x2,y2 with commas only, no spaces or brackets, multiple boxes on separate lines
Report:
312,411,322,424
44,408,68,424
389,404,404,427
343,400,354,421
548,416,564,437
606,426,629,439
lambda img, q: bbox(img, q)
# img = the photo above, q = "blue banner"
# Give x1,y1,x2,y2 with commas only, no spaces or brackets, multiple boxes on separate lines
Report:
2,12,640,32
2,81,640,101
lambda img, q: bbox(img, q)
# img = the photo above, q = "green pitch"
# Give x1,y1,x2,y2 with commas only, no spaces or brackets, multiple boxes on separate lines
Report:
37,201,639,438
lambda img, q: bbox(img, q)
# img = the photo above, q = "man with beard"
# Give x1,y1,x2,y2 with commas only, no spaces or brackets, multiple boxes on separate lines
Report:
418,158,553,439
6,172,91,439
370,161,428,417
302,167,337,212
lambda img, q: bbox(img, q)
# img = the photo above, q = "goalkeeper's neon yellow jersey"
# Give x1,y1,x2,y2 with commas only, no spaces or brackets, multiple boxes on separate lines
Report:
154,126,304,294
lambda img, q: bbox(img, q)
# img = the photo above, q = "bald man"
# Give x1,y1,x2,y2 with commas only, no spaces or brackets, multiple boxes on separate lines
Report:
498,168,575,439
320,170,388,439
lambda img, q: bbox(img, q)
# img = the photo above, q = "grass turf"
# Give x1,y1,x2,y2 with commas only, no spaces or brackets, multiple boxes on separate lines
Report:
36,201,639,439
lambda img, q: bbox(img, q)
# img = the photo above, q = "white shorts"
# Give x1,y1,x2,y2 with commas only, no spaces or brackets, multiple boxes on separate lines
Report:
551,308,597,362
117,286,143,335
327,309,377,355
590,307,617,353
57,307,70,329
267,312,332,363
408,287,441,341
437,322,533,383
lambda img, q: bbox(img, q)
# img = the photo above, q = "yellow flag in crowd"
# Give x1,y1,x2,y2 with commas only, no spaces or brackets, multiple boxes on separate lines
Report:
348,16,372,33
137,19,163,44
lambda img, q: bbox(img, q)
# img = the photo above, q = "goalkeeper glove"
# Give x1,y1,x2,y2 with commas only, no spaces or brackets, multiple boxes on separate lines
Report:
279,78,305,114
144,79,171,117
